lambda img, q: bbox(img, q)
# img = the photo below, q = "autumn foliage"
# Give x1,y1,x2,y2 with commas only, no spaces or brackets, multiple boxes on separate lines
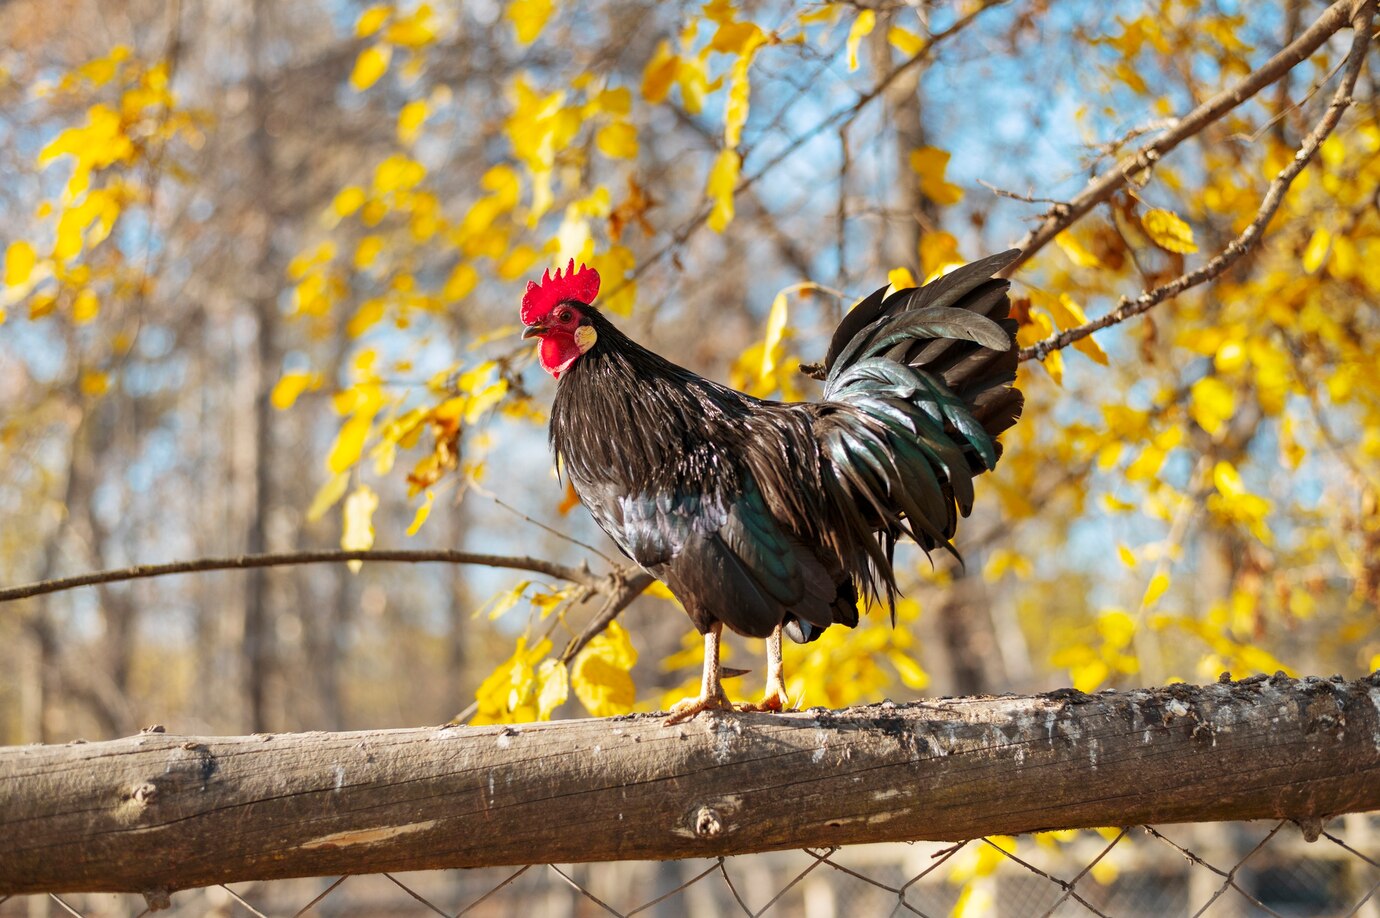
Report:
1,0,1377,748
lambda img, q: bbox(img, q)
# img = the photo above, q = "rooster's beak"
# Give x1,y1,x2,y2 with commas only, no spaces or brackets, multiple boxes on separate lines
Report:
522,324,545,340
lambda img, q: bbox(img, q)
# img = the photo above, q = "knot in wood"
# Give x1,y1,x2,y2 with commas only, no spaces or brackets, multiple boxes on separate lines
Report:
142,887,172,911
132,781,160,806
693,806,724,839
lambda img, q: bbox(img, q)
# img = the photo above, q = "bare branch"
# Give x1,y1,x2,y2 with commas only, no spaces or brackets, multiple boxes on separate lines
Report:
1001,0,1363,278
1018,0,1373,363
0,549,604,605
559,571,658,664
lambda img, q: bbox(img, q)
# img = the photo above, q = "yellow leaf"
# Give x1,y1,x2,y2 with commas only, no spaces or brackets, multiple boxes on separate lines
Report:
1142,571,1170,609
384,5,437,48
798,6,841,26
271,370,320,410
1189,376,1235,437
646,580,679,602
353,235,384,270
397,99,429,145
535,659,569,719
4,241,36,287
508,0,554,45
497,244,538,281
641,40,679,103
888,650,929,689
706,148,740,233
79,370,109,397
571,622,638,717
1055,231,1102,268
1045,294,1107,365
1117,543,1137,567
347,298,386,338
846,10,875,72
332,186,367,219
983,548,1032,581
594,87,632,116
480,581,532,621
72,289,99,324
587,245,637,316
1097,608,1136,647
723,37,765,147
919,231,962,278
1212,460,1246,499
1102,493,1135,512
350,45,392,92
674,54,713,115
327,414,373,474
1301,227,1330,274
465,380,509,424
1214,340,1246,374
761,292,788,379
406,490,435,536
355,4,391,37
1140,208,1197,254
307,471,350,522
887,26,925,56
342,484,380,572
909,146,963,206
443,262,479,301
888,267,917,290
596,122,638,159
373,154,425,194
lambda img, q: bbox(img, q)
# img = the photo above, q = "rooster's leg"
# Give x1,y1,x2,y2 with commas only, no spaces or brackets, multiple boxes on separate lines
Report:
739,623,792,712
665,623,734,724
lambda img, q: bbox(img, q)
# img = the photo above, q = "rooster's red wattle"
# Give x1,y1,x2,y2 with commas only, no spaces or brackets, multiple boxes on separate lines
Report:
521,254,1023,722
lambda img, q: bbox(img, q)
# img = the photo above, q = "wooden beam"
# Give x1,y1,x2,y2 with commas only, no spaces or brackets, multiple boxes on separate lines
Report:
3,674,1379,895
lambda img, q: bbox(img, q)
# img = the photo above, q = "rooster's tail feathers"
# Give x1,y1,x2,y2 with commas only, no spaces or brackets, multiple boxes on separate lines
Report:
815,250,1024,609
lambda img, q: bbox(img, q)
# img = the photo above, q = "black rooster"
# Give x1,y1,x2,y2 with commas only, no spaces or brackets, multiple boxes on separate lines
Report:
521,252,1023,722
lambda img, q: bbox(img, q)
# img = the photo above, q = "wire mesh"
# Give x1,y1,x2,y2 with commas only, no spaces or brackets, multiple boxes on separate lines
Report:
4,815,1378,918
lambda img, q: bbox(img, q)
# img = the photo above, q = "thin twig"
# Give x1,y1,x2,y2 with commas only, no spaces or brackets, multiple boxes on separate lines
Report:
977,179,1073,209
1019,0,1373,363
559,571,657,664
1001,0,1363,278
481,490,617,565
0,549,603,605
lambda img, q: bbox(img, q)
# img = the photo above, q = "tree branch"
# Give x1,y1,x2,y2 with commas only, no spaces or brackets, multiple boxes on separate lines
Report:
1000,0,1364,279
4,674,1379,895
0,549,603,605
1018,0,1373,363
559,571,658,664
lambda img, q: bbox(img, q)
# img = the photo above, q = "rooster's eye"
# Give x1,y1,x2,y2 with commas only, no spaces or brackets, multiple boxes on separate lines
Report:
557,308,573,323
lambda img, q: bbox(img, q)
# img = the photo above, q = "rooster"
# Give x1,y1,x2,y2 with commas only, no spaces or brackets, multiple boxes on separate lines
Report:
521,252,1023,722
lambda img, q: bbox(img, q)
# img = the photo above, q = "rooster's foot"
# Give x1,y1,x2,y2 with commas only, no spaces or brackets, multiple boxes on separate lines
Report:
737,681,793,713
665,688,735,725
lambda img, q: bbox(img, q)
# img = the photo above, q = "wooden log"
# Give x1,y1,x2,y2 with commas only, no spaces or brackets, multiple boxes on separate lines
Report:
3,674,1379,895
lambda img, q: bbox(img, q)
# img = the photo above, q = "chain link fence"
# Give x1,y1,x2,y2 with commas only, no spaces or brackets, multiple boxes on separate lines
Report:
6,815,1377,918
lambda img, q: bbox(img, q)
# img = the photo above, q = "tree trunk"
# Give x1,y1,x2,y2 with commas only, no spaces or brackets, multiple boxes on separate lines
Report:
3,674,1378,895
242,0,282,733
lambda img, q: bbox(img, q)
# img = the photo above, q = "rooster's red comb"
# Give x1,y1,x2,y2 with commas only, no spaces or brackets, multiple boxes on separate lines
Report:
521,259,601,324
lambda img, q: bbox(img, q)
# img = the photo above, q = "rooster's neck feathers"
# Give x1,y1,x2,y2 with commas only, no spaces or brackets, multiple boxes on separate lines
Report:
551,308,767,496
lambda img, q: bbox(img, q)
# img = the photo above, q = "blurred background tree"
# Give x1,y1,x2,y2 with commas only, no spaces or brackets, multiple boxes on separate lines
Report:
1,0,1376,742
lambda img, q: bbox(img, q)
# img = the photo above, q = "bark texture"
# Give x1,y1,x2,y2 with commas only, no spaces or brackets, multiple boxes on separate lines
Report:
3,674,1379,895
